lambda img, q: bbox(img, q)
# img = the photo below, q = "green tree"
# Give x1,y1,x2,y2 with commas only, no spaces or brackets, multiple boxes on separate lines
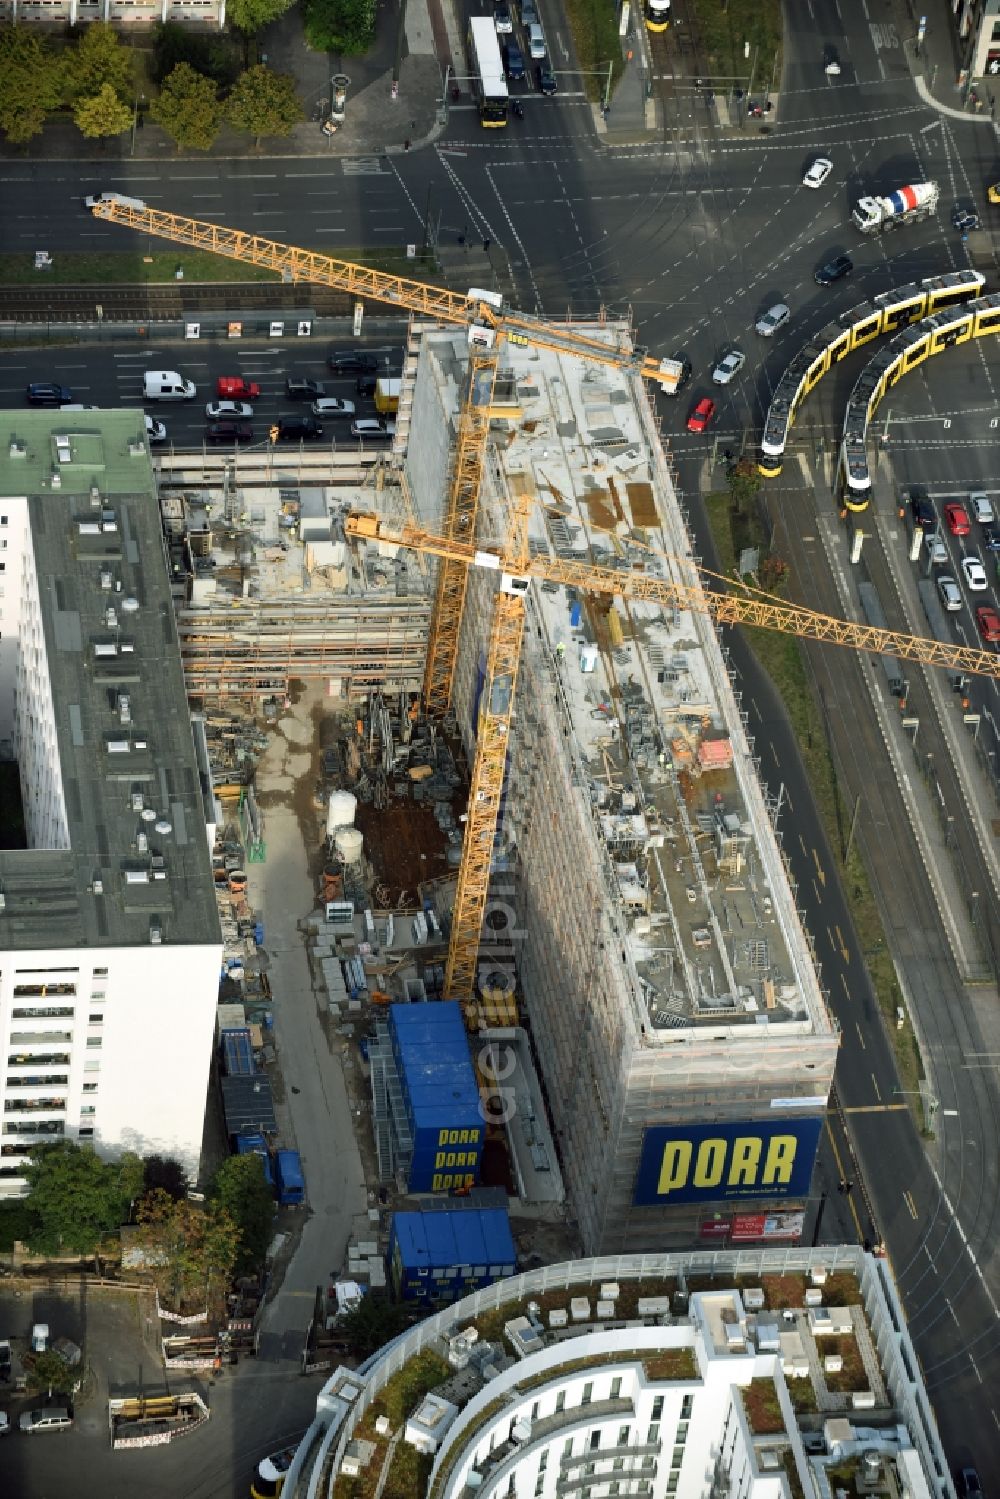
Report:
24,1349,79,1398
134,1189,239,1313
23,1142,142,1258
726,456,762,513
151,63,224,152
227,64,302,147
210,1153,274,1275
339,1296,410,1358
151,21,240,89
0,26,64,145
227,0,295,34
303,0,376,55
143,1154,188,1200
68,21,133,102
74,83,132,140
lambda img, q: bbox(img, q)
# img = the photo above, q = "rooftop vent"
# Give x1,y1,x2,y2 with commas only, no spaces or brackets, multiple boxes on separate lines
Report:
78,520,100,536
121,596,139,614
149,920,162,946
90,485,101,507
154,819,173,836
105,608,118,629
8,441,26,459
101,510,118,533
131,792,144,812
136,831,148,853
0,891,5,912
51,472,62,489
99,568,114,591
140,807,156,823
91,878,104,896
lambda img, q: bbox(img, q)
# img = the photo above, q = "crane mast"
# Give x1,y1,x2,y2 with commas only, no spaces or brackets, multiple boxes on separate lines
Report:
92,198,981,1020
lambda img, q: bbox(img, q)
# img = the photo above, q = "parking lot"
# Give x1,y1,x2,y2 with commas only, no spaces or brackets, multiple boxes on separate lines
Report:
0,1283,319,1497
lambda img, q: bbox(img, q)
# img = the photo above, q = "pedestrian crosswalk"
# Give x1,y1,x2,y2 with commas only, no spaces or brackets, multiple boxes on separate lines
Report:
342,157,389,177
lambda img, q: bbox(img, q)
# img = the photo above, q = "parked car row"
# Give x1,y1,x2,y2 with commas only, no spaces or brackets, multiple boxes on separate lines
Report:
912,488,1000,642
24,351,397,449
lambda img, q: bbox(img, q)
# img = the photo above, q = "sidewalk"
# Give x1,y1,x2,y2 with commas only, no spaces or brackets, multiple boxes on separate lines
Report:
0,0,445,163
891,0,1000,125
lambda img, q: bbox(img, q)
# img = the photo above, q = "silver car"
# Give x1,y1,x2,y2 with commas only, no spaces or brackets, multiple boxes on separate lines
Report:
938,575,962,612
712,349,746,385
205,400,253,420
19,1407,73,1433
755,303,790,337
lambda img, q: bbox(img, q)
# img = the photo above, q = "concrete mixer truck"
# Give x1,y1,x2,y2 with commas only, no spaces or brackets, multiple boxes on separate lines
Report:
852,181,939,235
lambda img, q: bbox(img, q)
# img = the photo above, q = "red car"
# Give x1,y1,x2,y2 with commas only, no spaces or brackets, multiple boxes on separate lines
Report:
216,376,261,400
686,397,716,434
976,605,1000,642
945,502,970,536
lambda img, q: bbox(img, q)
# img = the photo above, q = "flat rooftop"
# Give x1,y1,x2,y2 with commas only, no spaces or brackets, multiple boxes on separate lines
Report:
0,410,219,950
408,327,831,1041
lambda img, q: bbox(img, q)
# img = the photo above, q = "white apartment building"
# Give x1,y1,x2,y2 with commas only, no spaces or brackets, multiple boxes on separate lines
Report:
281,1248,952,1499
0,411,221,1194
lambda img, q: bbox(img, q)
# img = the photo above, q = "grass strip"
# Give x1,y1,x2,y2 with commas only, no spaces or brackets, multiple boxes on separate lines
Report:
561,0,624,102
0,247,439,287
688,0,782,91
704,493,925,1109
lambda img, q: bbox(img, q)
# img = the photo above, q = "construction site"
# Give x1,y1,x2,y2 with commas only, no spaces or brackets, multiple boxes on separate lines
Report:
154,300,840,1252
85,197,1000,1259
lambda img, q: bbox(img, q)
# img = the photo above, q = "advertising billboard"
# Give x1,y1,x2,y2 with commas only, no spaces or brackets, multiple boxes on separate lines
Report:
633,1117,822,1207
730,1211,805,1243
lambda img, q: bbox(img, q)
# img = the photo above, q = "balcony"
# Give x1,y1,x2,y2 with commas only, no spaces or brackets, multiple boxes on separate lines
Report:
3,1120,64,1137
4,1097,67,1114
463,1400,636,1499
561,1440,662,1476
9,1033,73,1047
6,1075,69,1089
8,1053,71,1068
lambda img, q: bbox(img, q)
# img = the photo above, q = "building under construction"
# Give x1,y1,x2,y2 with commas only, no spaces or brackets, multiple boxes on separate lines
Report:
342,320,839,1252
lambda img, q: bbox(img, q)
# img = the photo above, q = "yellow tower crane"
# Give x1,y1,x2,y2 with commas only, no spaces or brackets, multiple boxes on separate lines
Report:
344,505,1000,1004
89,199,664,718
90,201,990,1016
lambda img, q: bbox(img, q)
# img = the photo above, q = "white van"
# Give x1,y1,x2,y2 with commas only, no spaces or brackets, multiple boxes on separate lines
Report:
143,371,196,402
527,22,546,58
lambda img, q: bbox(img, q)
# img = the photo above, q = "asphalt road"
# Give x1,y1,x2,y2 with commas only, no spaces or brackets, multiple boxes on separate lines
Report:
8,339,407,449
3,0,1000,1481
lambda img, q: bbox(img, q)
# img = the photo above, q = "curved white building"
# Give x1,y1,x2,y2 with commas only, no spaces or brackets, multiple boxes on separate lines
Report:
283,1248,952,1499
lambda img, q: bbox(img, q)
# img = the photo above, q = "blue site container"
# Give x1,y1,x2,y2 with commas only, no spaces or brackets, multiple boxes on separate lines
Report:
235,1132,274,1187
274,1149,305,1206
389,1207,516,1302
570,599,582,628
389,1003,483,1193
221,1026,255,1077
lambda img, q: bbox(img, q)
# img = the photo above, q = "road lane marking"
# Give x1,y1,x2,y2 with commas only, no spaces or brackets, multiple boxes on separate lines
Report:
903,1190,917,1219
855,1023,866,1049
813,848,825,886
841,1103,908,1112
824,1121,864,1240
871,1073,881,1102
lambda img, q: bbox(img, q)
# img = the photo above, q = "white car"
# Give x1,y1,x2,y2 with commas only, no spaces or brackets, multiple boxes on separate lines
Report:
527,22,546,58
971,493,995,524
755,303,791,337
494,0,513,34
938,575,962,611
311,398,356,417
803,157,833,189
205,400,253,420
712,349,746,385
962,555,988,591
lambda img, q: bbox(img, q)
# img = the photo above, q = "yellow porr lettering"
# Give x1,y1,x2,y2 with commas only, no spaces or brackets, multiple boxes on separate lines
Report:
656,1141,691,1196
692,1138,726,1190
762,1134,797,1185
727,1136,762,1187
